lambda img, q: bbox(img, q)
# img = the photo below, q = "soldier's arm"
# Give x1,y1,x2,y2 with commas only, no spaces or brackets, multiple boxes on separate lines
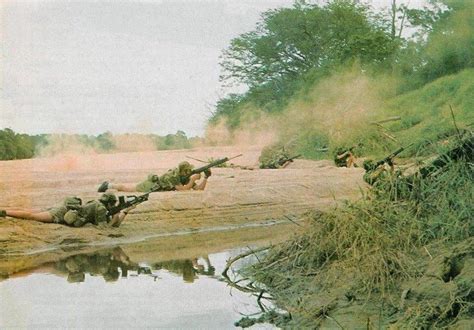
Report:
336,150,351,159
175,174,201,191
109,205,136,227
193,170,211,190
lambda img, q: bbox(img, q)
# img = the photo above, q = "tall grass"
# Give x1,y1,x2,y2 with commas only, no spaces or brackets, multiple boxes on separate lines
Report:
244,136,473,327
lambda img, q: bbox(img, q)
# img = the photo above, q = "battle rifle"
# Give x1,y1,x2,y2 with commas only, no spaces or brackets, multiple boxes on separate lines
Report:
108,155,242,216
419,135,473,178
277,154,301,167
374,144,413,168
107,193,151,217
190,154,242,175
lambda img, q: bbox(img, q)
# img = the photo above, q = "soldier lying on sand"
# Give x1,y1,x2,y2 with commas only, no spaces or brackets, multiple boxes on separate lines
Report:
0,193,134,228
98,161,211,193
259,145,299,169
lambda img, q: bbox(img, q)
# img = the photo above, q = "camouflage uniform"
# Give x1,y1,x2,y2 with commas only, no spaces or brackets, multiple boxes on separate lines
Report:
48,197,82,225
135,162,193,193
258,146,291,169
49,196,110,227
78,200,109,225
135,174,161,193
48,206,69,224
363,160,394,186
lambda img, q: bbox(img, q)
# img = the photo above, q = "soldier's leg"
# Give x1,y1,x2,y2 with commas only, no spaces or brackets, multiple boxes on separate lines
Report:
98,181,137,192
4,210,54,222
4,207,43,212
108,183,137,192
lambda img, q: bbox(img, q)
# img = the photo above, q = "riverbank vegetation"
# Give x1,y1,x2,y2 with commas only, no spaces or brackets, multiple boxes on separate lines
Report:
211,0,473,327
241,137,473,328
207,0,473,159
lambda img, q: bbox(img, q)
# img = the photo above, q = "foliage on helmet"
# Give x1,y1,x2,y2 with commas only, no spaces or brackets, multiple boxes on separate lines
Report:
100,192,117,204
178,161,194,175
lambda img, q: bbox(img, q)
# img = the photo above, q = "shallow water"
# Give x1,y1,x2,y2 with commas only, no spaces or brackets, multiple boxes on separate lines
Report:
0,244,277,329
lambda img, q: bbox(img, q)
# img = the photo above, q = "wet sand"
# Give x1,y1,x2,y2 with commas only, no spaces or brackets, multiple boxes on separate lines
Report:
0,146,365,265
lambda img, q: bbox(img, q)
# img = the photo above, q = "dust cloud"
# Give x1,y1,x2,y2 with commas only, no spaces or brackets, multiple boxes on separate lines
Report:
36,134,97,158
204,116,278,147
112,134,156,152
35,134,159,157
205,67,397,150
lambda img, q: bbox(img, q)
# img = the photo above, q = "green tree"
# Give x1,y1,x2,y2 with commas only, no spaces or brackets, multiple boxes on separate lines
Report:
0,128,37,160
96,132,116,152
395,0,473,90
162,131,190,150
220,1,397,89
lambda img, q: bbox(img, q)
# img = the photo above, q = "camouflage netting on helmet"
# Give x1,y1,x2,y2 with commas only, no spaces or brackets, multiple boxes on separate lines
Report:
178,161,194,176
99,192,117,204
258,144,292,169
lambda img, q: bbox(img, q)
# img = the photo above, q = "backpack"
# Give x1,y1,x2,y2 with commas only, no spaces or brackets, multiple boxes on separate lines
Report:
63,197,82,210
62,197,87,227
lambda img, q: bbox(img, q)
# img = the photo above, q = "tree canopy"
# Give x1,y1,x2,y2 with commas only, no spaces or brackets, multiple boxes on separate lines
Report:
211,0,473,127
220,1,397,89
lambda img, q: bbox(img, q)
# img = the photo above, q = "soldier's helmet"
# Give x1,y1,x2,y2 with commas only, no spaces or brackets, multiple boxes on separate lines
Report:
363,159,376,171
100,192,118,205
178,161,194,176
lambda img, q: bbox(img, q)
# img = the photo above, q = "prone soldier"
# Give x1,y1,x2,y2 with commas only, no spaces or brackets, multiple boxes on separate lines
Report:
98,161,211,193
363,145,412,185
0,193,134,228
259,145,300,169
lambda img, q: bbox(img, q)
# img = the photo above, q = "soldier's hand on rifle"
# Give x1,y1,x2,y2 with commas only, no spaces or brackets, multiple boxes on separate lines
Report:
122,205,137,215
204,169,212,178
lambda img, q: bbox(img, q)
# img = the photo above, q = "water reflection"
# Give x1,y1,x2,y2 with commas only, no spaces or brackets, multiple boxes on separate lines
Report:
154,256,216,283
1,245,276,328
0,221,303,329
52,247,217,284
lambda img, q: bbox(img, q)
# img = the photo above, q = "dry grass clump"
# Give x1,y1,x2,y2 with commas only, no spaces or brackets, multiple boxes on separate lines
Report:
244,143,473,327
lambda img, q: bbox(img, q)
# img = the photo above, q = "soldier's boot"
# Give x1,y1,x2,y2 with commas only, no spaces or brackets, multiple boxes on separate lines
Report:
0,210,6,217
98,181,109,193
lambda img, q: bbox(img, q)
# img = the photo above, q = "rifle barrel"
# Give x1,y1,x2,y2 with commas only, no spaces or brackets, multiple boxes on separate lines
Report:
190,155,242,175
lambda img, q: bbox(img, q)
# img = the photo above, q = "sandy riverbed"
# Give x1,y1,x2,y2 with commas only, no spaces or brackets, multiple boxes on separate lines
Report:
0,146,365,259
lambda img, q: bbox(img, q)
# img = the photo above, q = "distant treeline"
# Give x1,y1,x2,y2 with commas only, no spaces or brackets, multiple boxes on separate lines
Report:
0,128,45,160
0,128,202,160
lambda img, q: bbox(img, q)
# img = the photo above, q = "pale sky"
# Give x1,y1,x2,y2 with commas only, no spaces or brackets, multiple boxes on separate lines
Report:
1,0,424,137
